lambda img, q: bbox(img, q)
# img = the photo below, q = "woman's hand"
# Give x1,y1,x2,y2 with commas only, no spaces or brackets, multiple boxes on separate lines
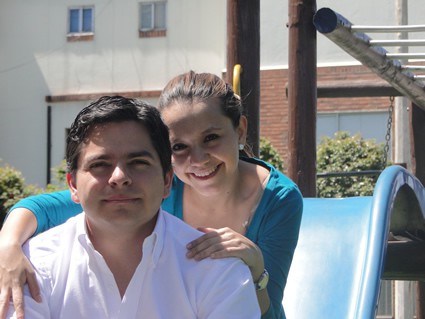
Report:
186,227,265,280
0,242,41,319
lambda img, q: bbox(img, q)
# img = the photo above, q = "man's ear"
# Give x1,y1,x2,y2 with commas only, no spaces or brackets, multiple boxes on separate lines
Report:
237,115,248,145
162,169,174,199
67,173,81,204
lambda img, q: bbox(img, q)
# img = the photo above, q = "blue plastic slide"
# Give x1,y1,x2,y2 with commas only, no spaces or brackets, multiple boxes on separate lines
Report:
282,165,425,319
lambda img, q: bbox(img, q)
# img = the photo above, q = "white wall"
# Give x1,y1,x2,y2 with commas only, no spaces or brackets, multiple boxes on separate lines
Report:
0,0,226,186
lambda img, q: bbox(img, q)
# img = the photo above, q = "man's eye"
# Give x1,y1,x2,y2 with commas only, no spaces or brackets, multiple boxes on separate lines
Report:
88,162,110,170
131,159,150,166
205,134,219,142
172,144,187,152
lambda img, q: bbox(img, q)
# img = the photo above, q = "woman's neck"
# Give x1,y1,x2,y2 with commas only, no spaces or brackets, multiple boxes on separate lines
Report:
182,160,269,233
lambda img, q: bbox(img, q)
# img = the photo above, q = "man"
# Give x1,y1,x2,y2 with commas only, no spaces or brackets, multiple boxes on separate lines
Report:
7,96,260,318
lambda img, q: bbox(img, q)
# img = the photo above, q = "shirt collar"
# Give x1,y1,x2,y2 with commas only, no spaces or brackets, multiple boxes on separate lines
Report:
144,208,166,266
76,209,167,266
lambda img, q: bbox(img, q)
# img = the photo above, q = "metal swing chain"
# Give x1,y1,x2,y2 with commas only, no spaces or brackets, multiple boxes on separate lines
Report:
382,96,394,168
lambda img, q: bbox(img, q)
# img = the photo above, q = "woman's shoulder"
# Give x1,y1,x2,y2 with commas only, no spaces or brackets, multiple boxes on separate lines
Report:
241,157,299,189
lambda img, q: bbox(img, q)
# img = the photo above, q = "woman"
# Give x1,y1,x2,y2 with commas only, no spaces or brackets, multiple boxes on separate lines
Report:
0,71,303,319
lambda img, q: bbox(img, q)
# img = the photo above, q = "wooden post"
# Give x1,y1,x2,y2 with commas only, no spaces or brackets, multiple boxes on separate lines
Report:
227,0,260,156
287,0,317,196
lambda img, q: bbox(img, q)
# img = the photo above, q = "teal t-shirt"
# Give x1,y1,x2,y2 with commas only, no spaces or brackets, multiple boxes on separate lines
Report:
9,157,303,319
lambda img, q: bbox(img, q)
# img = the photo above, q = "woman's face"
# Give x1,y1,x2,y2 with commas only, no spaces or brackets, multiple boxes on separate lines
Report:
161,98,247,196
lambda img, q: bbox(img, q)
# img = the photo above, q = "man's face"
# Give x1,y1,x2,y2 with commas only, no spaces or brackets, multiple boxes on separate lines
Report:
67,121,172,235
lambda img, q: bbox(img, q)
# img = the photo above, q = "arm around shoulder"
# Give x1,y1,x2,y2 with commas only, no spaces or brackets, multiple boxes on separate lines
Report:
7,190,82,236
0,208,41,319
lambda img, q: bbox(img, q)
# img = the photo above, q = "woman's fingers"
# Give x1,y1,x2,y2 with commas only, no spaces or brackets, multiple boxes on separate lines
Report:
0,288,12,319
26,269,41,303
186,227,247,260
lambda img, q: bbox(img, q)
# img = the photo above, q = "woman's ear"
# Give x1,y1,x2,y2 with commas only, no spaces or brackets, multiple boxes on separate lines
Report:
67,173,81,204
237,115,248,145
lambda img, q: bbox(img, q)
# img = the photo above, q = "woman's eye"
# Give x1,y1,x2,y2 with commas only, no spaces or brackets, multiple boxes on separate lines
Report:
205,134,219,142
172,143,187,152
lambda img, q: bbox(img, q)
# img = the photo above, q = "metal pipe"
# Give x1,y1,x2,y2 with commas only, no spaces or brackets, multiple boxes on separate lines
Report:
317,170,382,178
402,65,425,71
313,7,425,111
352,25,425,33
47,105,52,185
370,39,425,47
386,53,425,59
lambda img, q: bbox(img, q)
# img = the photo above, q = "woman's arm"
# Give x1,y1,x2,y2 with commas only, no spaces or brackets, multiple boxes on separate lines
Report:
8,190,82,236
0,208,40,319
258,185,303,319
0,190,82,319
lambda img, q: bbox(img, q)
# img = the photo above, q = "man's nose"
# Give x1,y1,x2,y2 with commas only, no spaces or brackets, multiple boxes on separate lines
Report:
109,165,131,186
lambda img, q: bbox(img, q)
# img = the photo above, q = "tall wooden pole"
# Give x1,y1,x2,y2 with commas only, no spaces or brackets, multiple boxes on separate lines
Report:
227,0,260,156
287,0,317,196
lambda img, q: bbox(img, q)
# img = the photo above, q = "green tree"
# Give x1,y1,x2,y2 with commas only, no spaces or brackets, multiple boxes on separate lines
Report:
316,131,386,198
259,137,284,171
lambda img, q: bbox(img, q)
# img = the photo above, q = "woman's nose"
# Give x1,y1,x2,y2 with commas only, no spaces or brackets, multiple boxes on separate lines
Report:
190,146,209,165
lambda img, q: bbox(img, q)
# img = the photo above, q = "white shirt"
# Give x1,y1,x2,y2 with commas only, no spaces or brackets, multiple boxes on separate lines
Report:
8,209,260,319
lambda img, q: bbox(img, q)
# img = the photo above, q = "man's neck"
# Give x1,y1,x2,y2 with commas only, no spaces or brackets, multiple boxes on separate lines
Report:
85,215,157,298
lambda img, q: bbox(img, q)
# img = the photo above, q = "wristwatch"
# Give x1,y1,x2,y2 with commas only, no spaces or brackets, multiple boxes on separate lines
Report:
254,269,269,291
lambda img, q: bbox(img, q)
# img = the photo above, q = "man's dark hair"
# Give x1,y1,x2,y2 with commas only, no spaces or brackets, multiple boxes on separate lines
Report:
66,95,171,177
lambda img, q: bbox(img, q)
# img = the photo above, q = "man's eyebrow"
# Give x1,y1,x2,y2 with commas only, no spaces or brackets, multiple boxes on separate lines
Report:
128,150,156,159
85,154,110,162
84,150,155,163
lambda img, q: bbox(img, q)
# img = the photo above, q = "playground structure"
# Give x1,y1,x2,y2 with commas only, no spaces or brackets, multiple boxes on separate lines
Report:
284,6,425,317
279,6,425,318
225,2,425,317
283,165,425,318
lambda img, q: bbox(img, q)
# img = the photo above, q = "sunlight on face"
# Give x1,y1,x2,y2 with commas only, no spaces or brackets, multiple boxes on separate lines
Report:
161,99,246,195
68,121,172,233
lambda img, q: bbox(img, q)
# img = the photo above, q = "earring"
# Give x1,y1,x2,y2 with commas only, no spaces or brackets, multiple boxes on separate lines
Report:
239,144,244,151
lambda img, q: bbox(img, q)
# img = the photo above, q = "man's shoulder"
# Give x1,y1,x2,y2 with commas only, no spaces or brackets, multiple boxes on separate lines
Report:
24,213,83,261
160,210,249,270
161,209,205,241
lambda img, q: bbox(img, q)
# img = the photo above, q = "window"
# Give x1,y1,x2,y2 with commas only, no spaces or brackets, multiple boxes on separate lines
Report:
139,2,166,38
68,6,94,41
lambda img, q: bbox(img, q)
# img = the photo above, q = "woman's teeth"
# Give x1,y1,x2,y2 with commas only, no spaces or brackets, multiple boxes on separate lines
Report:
194,166,217,177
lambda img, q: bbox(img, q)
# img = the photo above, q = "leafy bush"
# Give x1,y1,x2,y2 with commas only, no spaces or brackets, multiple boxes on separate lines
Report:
45,160,68,192
0,164,44,225
259,137,284,171
0,160,68,227
316,131,386,198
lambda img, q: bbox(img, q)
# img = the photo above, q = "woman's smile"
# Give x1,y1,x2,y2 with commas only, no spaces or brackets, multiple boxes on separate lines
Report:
190,163,221,179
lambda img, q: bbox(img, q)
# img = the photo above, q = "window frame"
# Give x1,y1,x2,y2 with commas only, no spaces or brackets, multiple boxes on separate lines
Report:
139,1,167,33
68,6,95,37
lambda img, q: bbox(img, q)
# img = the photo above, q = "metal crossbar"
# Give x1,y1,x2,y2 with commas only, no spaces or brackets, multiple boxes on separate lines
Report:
313,7,425,110
352,25,425,32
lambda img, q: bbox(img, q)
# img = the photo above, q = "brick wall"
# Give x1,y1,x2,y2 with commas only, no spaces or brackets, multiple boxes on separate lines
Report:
259,65,391,168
